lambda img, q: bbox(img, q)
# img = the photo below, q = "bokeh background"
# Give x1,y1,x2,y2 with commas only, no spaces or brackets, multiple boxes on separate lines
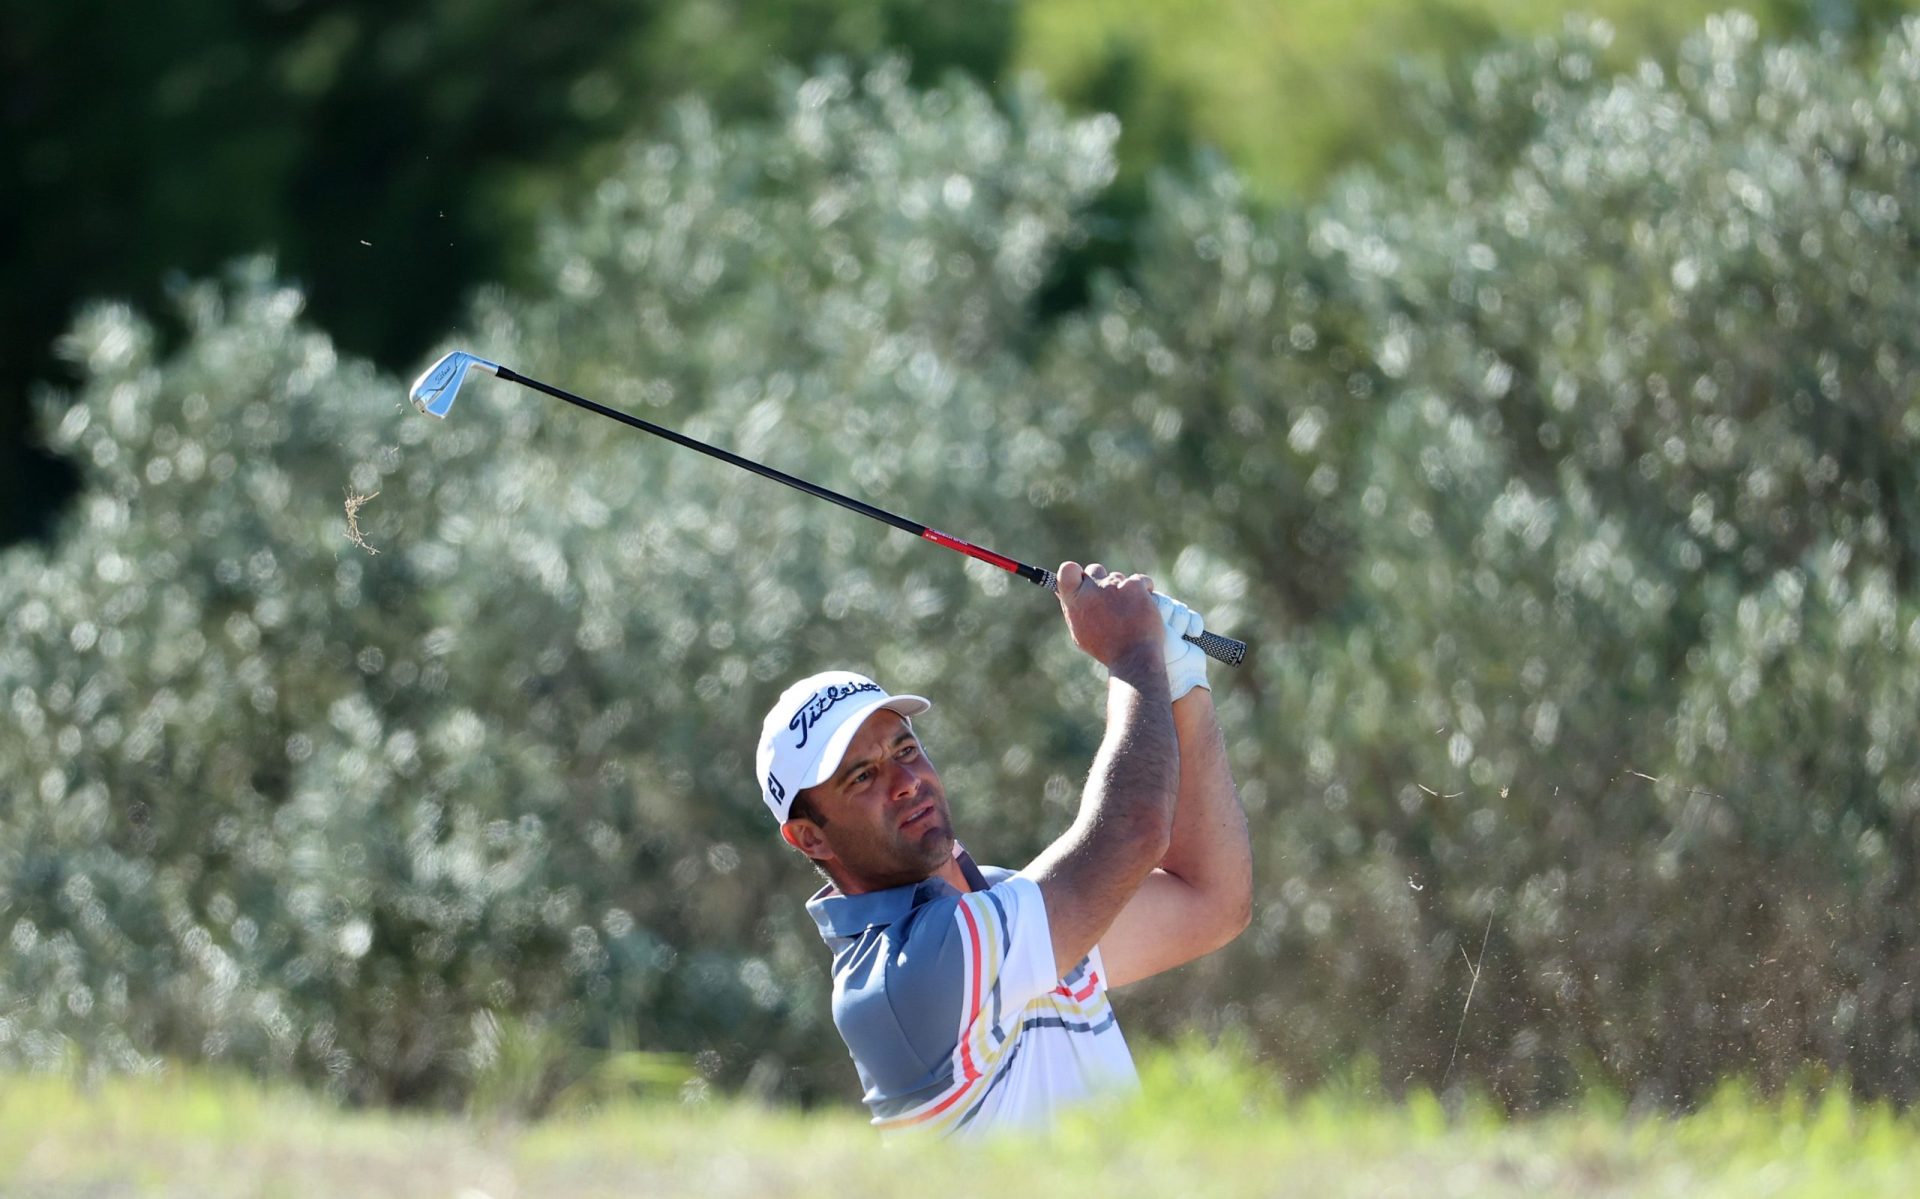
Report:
4,0,1919,1120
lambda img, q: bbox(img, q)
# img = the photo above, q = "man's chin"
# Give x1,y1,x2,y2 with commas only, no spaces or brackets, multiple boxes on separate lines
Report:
923,821,956,853
900,825,954,872
860,843,954,891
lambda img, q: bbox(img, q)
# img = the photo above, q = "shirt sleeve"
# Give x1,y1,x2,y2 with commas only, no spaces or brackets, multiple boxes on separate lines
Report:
860,875,1067,1092
851,875,1086,1124
950,873,1062,1019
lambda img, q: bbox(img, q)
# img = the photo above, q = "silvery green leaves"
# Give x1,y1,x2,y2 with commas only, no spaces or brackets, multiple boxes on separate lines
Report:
0,66,1121,1107
7,21,1920,1110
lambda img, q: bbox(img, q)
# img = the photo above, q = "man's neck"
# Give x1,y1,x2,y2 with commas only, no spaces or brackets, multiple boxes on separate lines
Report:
933,854,971,893
827,844,979,896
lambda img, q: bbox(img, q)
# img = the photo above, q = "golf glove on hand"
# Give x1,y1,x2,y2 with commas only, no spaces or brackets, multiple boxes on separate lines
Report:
1154,592,1210,701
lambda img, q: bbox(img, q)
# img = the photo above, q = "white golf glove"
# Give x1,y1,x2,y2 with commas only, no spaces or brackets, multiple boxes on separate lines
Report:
1154,591,1209,701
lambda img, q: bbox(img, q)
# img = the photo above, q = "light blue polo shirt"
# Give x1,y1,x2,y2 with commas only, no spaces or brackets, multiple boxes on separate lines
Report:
806,848,1138,1139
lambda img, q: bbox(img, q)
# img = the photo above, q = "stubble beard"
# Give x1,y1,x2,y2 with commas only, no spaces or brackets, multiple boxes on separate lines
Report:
898,806,954,875
845,792,954,891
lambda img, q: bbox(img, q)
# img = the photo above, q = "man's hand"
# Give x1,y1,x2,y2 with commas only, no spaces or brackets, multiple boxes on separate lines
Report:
1153,592,1210,702
1054,561,1165,674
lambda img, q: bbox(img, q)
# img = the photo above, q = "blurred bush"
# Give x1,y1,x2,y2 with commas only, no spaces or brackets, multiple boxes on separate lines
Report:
1093,13,1920,1108
0,60,1116,1108
4,15,1920,1113
0,0,1017,546
1016,0,1916,204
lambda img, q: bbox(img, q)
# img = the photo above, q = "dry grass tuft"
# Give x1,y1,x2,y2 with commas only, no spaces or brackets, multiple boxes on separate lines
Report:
344,489,381,555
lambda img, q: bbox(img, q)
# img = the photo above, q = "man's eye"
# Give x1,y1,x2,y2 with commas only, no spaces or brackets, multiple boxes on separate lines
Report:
850,769,873,785
898,744,919,761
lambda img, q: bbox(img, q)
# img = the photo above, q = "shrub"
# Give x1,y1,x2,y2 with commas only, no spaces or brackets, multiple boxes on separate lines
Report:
6,17,1920,1112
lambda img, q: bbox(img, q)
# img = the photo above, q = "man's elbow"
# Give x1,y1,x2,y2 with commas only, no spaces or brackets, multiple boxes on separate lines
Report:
1213,888,1253,950
1230,889,1254,938
1123,803,1174,875
1212,866,1254,949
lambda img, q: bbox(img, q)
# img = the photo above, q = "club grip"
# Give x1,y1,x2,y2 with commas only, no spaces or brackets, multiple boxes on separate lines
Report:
1030,566,1247,666
1184,629,1248,667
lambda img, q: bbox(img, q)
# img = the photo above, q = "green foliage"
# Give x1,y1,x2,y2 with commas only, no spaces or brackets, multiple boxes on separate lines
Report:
465,1010,691,1120
5,15,1920,1118
1236,12,1920,1107
1032,10,1919,1108
0,63,1119,1106
10,1053,1920,1196
0,0,1017,545
1018,0,1918,200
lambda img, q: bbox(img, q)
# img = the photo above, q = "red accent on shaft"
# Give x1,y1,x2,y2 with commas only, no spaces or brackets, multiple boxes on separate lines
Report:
921,528,1021,575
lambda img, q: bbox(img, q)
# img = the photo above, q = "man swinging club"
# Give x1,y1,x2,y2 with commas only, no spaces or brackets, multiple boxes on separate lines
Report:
755,561,1254,1138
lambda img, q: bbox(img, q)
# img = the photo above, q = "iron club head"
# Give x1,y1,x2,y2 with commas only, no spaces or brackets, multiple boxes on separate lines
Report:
409,351,501,418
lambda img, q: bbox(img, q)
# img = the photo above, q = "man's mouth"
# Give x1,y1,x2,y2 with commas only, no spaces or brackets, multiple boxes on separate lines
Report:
899,802,936,831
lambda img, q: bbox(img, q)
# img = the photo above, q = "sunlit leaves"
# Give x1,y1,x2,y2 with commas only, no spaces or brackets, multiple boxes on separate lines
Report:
6,19,1920,1113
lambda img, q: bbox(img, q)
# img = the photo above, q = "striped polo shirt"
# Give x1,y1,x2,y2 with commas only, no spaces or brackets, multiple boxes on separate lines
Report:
805,849,1138,1139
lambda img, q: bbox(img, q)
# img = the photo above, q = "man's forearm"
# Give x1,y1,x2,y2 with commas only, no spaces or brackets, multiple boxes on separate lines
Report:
1024,644,1182,976
1079,648,1179,846
1158,688,1252,925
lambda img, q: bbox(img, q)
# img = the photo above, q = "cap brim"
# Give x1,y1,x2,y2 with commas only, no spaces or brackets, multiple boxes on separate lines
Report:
798,694,932,791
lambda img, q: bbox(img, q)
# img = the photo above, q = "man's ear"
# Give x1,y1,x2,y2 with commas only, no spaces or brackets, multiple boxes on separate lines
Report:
781,818,834,863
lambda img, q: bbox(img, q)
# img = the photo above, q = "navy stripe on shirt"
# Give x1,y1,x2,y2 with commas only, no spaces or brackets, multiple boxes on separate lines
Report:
951,1009,1121,1131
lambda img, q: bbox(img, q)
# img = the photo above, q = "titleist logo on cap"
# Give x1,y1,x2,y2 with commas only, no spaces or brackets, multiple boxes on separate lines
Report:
789,680,883,749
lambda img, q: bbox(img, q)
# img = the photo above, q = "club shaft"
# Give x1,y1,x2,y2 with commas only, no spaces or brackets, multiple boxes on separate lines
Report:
501,366,1055,580
494,366,1246,666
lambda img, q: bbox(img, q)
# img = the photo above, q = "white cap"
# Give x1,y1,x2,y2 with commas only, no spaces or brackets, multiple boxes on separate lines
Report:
756,670,931,823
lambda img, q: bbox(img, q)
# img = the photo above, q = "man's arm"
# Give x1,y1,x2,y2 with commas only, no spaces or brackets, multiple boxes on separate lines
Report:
1095,666,1254,989
1021,562,1180,980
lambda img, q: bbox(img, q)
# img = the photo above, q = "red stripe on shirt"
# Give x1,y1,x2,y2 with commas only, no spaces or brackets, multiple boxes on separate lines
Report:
879,1070,985,1129
957,900,985,1082
878,901,992,1132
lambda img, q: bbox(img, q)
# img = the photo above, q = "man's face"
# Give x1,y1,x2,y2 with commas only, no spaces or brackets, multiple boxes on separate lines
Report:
782,709,954,893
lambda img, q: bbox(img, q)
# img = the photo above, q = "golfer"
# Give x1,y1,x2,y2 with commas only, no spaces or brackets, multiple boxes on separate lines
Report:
756,561,1253,1138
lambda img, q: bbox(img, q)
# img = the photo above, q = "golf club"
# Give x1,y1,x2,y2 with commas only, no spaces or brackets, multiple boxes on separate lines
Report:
409,351,1249,666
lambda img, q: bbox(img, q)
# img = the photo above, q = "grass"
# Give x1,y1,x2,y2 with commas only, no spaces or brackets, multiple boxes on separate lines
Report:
1015,0,1816,197
4,1043,1920,1197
